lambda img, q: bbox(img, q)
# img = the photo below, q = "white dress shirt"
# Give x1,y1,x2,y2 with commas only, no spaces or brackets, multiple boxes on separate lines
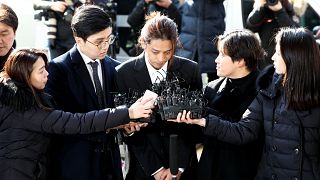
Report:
77,46,104,91
145,53,168,84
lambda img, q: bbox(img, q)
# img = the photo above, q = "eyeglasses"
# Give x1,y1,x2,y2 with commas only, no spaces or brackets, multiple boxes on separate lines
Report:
86,34,116,49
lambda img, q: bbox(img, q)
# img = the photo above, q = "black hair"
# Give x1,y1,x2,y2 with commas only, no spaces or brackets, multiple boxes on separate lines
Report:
71,4,112,40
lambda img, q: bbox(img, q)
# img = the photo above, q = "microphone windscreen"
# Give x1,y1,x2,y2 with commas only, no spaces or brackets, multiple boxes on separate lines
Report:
169,134,178,176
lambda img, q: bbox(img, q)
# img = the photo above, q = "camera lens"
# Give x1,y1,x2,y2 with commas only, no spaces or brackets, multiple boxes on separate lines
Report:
267,0,278,6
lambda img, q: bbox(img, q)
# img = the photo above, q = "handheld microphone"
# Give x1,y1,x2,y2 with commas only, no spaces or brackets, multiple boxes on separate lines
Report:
170,134,178,180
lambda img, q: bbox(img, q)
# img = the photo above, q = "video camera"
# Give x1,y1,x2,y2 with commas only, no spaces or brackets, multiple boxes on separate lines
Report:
34,0,82,23
33,0,83,48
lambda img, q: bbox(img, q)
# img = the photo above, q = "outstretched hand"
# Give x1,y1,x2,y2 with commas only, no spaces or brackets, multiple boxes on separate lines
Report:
123,122,148,134
128,97,154,119
168,110,206,127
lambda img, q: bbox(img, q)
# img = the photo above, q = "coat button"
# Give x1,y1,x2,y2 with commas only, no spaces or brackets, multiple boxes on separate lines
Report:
294,148,299,154
271,174,277,180
272,145,277,151
293,176,299,180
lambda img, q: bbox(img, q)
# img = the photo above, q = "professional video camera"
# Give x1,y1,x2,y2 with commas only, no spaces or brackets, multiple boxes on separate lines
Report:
114,74,205,122
34,0,82,23
33,0,83,48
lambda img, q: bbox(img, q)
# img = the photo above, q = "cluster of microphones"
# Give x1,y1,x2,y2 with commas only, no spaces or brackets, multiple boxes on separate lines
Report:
114,74,205,122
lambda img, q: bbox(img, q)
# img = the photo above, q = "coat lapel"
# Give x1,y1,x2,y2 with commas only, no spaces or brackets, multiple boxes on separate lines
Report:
133,54,152,90
165,56,181,81
100,56,120,107
69,46,99,107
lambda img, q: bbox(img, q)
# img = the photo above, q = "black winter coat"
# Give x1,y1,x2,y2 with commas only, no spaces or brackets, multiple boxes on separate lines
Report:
115,54,202,180
204,66,320,180
0,80,130,180
197,71,263,180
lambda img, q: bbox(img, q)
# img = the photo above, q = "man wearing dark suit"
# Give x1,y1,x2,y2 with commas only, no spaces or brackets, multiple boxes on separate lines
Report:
45,5,123,180
115,13,202,180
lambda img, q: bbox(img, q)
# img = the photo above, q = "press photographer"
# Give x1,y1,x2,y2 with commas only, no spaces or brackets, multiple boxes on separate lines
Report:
33,0,84,58
246,0,299,69
127,0,181,56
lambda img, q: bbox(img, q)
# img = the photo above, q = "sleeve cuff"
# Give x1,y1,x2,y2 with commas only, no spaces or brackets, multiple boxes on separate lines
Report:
151,167,164,176
178,168,184,173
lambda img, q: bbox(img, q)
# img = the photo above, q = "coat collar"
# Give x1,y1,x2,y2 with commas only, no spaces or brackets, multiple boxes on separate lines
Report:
257,65,283,99
0,79,53,111
131,53,183,88
132,53,153,88
69,46,97,102
68,45,118,108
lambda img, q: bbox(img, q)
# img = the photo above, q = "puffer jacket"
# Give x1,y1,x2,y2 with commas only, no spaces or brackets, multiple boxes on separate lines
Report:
204,66,320,180
176,0,225,74
0,80,130,180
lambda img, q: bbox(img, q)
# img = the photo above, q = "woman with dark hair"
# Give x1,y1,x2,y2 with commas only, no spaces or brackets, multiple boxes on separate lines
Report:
0,49,153,180
173,27,320,180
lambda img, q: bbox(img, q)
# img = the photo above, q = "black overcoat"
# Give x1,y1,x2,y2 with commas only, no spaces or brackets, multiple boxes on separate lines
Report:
115,53,202,180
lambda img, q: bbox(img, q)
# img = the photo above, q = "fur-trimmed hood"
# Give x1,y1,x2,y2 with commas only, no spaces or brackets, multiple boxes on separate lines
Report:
0,79,54,111
256,65,283,99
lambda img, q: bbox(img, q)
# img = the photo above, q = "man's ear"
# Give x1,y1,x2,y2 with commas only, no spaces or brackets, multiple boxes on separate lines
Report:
237,58,246,68
74,36,83,44
139,38,147,49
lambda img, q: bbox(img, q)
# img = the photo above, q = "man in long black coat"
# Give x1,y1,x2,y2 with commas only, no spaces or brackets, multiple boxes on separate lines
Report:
45,5,123,180
115,13,202,180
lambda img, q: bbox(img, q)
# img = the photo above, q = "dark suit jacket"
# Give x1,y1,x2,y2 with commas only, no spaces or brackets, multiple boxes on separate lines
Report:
115,53,202,180
45,45,123,180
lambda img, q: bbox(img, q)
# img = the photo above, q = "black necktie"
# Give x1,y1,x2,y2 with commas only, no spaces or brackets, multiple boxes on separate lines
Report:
89,61,104,108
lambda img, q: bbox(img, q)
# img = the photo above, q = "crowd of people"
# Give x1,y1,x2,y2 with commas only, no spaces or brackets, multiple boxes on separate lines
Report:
1,1,320,180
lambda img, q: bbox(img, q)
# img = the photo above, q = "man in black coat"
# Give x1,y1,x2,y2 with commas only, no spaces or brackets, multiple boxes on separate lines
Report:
196,29,265,180
45,5,124,180
115,13,202,180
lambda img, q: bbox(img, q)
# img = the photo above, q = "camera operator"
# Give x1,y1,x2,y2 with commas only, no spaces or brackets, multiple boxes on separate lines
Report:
33,0,81,59
127,0,181,56
246,0,299,69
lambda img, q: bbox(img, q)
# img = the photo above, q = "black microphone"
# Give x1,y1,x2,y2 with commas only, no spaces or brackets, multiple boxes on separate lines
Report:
170,134,178,180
